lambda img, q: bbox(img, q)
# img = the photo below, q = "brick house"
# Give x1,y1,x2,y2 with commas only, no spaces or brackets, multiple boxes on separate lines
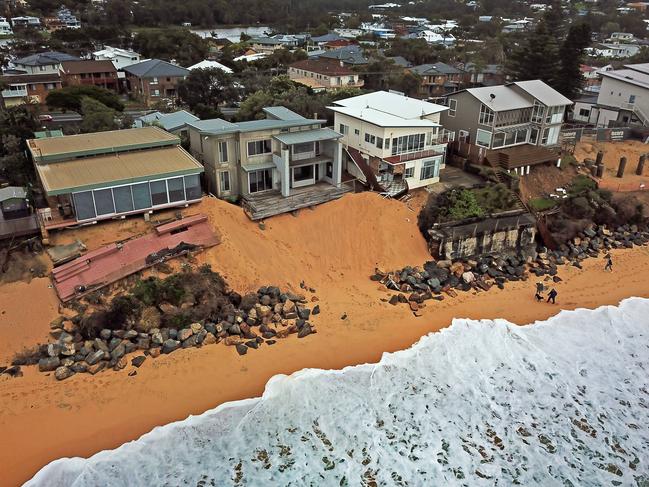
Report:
0,73,62,107
60,60,118,91
288,58,364,92
122,59,189,106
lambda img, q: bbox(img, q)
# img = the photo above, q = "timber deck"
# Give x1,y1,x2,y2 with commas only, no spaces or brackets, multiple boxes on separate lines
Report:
242,181,356,221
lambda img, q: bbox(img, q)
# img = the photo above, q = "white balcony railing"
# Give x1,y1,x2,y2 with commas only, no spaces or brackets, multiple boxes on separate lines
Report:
2,87,27,98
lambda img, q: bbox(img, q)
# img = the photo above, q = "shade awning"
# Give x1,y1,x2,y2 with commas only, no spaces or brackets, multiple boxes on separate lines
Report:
241,162,276,172
274,128,342,146
36,146,203,196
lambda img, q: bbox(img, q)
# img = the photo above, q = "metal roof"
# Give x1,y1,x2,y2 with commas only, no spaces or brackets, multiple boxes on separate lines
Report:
463,85,533,111
511,80,573,107
187,117,324,136
410,62,463,75
36,146,203,195
14,51,79,66
28,127,179,162
186,60,233,73
135,110,199,131
600,68,649,90
0,186,27,202
274,128,341,145
122,59,190,78
329,105,442,127
262,106,306,121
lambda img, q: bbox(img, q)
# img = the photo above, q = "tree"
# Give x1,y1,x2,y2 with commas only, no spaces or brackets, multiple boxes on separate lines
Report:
177,68,241,119
79,97,119,133
46,86,124,113
132,29,209,66
555,23,592,100
506,19,561,86
0,106,38,185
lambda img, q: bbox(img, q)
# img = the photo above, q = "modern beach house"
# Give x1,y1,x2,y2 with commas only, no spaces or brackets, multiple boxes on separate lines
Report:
440,80,572,174
185,107,351,220
28,127,204,231
328,90,454,195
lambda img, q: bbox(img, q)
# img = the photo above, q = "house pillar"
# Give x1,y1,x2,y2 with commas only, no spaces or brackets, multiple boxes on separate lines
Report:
556,158,562,168
281,149,290,197
333,141,342,186
526,165,531,175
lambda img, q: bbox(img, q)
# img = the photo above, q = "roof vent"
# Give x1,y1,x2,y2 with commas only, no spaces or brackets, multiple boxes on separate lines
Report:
490,93,496,100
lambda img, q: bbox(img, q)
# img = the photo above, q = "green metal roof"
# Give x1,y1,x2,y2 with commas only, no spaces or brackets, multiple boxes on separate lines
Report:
273,128,342,145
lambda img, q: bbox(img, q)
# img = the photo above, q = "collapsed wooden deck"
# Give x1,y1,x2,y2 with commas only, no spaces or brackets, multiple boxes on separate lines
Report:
241,181,356,221
52,214,220,301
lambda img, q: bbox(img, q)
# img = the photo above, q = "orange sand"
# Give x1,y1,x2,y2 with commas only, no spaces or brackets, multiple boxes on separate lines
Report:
575,140,649,191
1,193,649,486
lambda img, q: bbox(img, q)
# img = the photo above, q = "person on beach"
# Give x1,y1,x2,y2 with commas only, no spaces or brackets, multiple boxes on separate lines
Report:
547,288,558,304
604,254,613,272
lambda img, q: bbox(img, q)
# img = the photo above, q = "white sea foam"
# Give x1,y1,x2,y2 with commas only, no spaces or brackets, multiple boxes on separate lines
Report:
26,298,649,487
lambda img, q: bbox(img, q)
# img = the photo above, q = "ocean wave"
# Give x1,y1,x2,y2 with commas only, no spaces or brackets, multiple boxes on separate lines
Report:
26,298,649,487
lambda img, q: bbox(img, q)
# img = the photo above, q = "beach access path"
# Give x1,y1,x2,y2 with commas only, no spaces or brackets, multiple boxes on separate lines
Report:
1,194,649,486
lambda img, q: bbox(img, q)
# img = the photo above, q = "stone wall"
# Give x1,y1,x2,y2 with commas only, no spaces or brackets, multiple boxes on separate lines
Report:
427,211,537,260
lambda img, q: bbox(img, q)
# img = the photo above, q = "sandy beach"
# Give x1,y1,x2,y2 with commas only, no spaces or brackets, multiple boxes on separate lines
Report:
2,193,649,486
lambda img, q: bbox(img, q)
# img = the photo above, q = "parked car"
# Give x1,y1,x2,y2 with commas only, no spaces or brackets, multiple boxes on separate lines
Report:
38,114,53,122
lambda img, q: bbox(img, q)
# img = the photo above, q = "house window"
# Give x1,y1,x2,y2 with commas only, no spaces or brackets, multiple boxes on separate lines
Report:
339,123,348,135
247,139,272,156
384,138,390,148
364,133,376,144
93,188,115,215
476,129,492,148
629,95,636,104
391,134,426,155
249,169,273,193
420,158,439,180
113,185,134,213
167,177,185,202
404,166,415,178
529,126,540,145
72,191,96,220
219,171,231,192
150,77,158,84
218,141,228,162
579,108,590,117
531,100,545,123
326,162,333,178
184,174,201,200
354,129,360,135
293,164,314,182
152,89,160,96
293,142,313,154
150,180,169,206
478,104,494,125
448,98,457,117
376,137,383,149
544,106,563,124
132,182,152,209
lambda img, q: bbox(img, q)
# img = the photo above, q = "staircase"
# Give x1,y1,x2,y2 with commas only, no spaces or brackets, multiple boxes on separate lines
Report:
344,146,385,192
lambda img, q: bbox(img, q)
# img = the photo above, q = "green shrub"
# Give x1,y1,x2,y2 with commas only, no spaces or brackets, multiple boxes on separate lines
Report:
568,175,597,196
529,197,558,211
447,189,485,221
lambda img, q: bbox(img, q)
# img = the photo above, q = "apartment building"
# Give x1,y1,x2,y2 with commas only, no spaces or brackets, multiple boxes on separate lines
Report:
60,60,118,90
288,58,364,92
0,72,62,106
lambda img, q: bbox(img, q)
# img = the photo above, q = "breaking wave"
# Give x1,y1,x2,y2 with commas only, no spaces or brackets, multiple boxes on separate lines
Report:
26,298,649,486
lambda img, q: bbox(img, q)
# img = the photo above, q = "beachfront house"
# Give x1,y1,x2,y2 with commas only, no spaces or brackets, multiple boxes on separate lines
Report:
92,46,142,70
287,58,364,92
0,72,62,106
185,106,350,220
440,80,572,175
122,59,190,106
12,51,79,74
59,60,119,91
328,90,454,196
409,62,467,98
27,127,204,231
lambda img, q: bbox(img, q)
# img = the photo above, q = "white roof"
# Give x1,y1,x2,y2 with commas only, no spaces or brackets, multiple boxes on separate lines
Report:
187,60,233,73
93,46,139,59
331,91,448,126
465,85,533,111
601,68,649,90
328,105,441,127
233,53,269,62
511,80,573,107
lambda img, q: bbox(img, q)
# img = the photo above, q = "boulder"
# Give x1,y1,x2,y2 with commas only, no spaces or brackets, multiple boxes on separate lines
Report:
60,342,75,356
182,335,199,348
149,348,161,359
177,328,194,342
71,362,88,374
296,306,311,320
124,330,138,339
228,324,241,335
240,293,259,311
137,337,151,350
257,305,272,317
49,316,65,330
409,301,419,312
85,349,105,366
203,332,217,345
388,295,399,306
113,357,127,371
47,343,62,358
190,322,203,334
38,357,60,372
108,337,121,351
162,339,181,354
131,356,146,368
259,294,271,306
462,271,475,284
245,340,259,349
224,335,243,346
110,344,126,361
151,332,164,345
54,366,74,381
123,341,138,354
297,324,313,338
282,300,296,315
94,338,109,352
312,304,320,315
235,344,248,356
87,361,106,375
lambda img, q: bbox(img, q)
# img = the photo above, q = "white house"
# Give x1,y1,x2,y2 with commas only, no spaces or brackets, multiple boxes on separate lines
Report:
416,30,456,47
92,46,142,70
590,63,649,127
0,17,13,35
586,43,641,59
186,60,233,73
328,91,454,194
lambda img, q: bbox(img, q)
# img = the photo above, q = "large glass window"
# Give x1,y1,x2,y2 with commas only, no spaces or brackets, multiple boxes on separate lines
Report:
132,182,151,210
73,191,96,220
391,133,426,155
93,188,115,216
184,174,201,200
249,169,273,193
404,166,415,178
476,129,492,148
293,165,314,182
448,98,457,117
167,177,185,202
218,141,228,162
113,185,134,213
479,104,494,125
150,180,168,206
247,139,272,156
219,171,230,192
293,142,313,154
531,101,545,123
420,158,439,180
